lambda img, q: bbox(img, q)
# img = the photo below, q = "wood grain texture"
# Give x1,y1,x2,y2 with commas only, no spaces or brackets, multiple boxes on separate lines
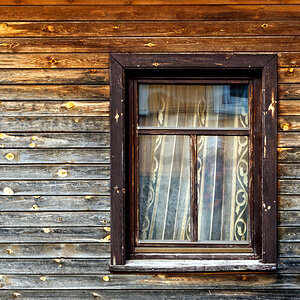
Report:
0,53,295,69
278,135,300,147
279,211,300,226
0,165,110,180
0,53,109,68
0,6,299,21
0,37,299,53
0,243,110,259
0,116,109,132
279,163,300,178
278,68,300,83
0,290,298,300
0,149,109,164
279,195,300,210
279,84,300,99
278,116,300,131
278,147,300,161
279,180,300,194
1,21,300,37
0,212,110,227
0,180,110,195
0,101,109,116
0,227,109,243
0,195,110,211
0,133,109,148
279,242,300,257
0,274,298,290
0,69,109,84
1,0,300,4
0,85,109,101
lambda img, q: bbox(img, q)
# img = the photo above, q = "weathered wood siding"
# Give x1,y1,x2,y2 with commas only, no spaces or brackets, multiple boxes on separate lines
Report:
0,1,299,298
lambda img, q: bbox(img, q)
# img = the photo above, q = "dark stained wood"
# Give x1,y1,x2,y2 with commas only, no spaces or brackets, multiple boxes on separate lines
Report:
0,85,109,101
0,149,109,164
0,180,110,195
0,69,109,84
1,21,300,37
0,165,109,180
0,243,110,258
0,6,299,21
0,53,109,68
0,212,110,227
0,101,109,116
0,195,110,211
0,37,299,53
0,133,109,148
0,116,109,132
279,195,300,210
0,227,109,243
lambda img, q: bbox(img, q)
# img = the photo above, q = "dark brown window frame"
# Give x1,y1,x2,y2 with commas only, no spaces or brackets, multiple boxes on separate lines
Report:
110,54,277,272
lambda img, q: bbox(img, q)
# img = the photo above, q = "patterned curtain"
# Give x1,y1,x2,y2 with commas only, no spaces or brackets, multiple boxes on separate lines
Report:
138,84,249,242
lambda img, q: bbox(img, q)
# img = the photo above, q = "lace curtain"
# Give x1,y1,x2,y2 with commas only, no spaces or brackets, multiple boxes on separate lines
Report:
138,84,249,242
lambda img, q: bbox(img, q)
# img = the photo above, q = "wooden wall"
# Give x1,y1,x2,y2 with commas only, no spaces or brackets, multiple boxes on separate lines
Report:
0,1,299,299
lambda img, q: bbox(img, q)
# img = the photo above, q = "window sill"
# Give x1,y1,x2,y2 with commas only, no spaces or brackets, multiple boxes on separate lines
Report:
110,260,277,273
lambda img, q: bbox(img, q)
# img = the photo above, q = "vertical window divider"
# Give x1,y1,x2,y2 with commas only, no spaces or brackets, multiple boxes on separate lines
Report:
190,134,198,242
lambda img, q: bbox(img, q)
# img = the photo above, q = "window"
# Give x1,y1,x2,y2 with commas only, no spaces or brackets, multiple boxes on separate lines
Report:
110,54,277,272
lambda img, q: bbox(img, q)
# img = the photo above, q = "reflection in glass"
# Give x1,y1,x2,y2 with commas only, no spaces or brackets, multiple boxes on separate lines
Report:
139,135,190,241
197,136,249,242
139,84,248,129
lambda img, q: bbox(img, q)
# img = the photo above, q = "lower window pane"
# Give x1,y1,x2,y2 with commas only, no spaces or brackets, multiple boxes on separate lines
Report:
197,136,249,242
139,135,190,241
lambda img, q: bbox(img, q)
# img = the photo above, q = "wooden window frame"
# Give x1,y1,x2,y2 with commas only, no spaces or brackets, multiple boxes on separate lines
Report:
110,54,277,272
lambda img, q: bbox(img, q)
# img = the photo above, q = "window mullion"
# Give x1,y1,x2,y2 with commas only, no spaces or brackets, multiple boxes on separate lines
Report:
190,134,198,242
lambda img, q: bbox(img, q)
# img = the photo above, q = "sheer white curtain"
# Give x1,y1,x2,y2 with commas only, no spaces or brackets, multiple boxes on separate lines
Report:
138,84,249,242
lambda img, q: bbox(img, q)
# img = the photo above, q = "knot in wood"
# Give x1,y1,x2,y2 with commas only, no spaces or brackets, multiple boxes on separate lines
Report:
280,123,290,131
261,23,269,29
3,187,14,195
5,152,14,160
102,275,110,282
288,67,294,73
65,101,76,109
48,58,59,65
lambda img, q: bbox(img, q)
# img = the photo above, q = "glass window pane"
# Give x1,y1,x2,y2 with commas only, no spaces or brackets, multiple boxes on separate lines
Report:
197,136,249,242
138,84,248,129
138,135,191,242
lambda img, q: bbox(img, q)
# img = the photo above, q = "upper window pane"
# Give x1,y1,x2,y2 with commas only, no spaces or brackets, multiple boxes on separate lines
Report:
138,84,249,129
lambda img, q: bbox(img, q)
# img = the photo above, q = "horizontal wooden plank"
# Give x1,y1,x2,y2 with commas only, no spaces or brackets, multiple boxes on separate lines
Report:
278,116,300,132
0,53,295,69
279,211,300,226
279,242,300,257
0,289,298,300
1,0,300,4
0,133,109,148
0,243,110,259
0,53,109,68
0,212,110,227
279,179,300,194
278,148,300,161
0,6,299,21
0,180,110,195
0,37,299,53
278,133,300,147
279,163,300,178
0,116,109,132
0,195,110,211
279,195,300,210
0,165,109,180
0,227,109,243
279,84,300,99
0,149,109,164
0,258,296,275
278,68,300,83
0,274,298,290
278,52,300,67
1,21,300,38
0,85,109,101
0,69,108,84
0,258,109,275
0,101,109,116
